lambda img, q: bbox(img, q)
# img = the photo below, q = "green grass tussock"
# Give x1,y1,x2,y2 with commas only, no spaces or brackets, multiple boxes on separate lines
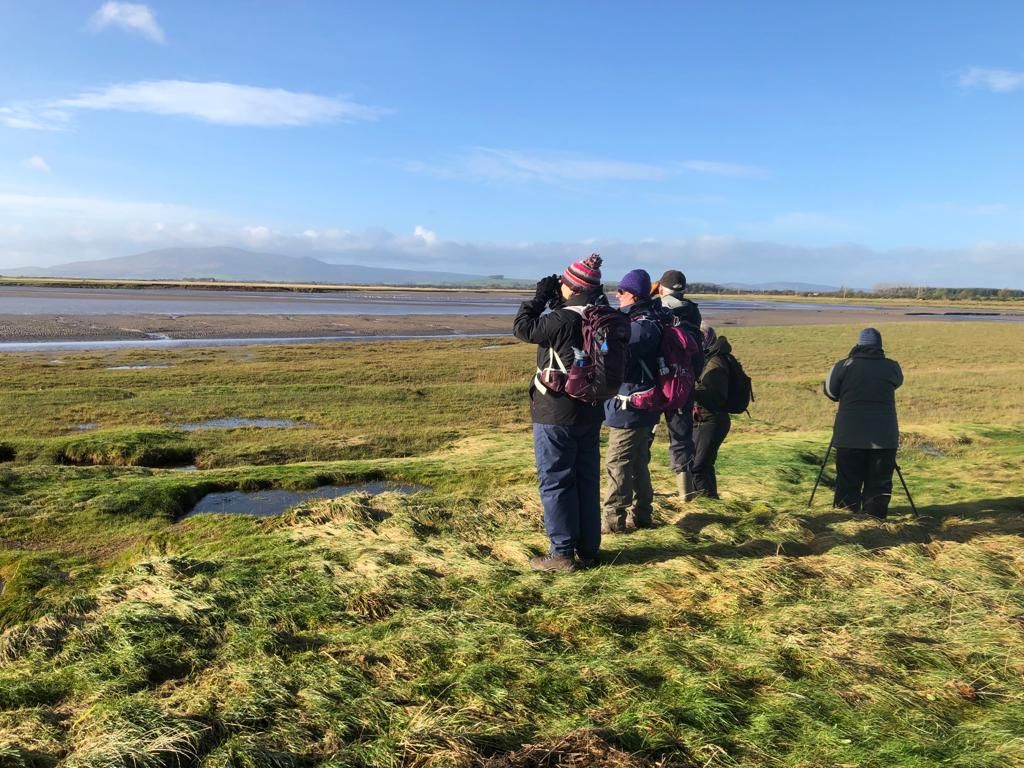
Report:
1,323,1023,766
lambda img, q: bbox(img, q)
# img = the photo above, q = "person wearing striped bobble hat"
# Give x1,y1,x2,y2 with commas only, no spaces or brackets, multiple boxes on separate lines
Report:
513,254,608,572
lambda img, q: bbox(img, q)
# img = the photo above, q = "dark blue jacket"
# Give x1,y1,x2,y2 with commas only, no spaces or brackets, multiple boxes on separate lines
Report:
603,300,663,429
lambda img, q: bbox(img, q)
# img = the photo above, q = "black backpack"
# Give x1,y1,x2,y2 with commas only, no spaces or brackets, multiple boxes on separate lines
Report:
724,353,754,414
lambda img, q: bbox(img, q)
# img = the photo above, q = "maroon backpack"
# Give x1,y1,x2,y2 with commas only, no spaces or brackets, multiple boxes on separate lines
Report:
562,305,631,404
626,317,700,412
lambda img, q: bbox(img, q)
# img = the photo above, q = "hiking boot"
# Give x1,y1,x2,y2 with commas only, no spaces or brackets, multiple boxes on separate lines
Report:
576,553,600,569
529,553,577,572
601,517,627,534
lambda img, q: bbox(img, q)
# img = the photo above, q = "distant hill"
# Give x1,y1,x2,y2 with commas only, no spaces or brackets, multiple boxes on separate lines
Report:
8,247,524,286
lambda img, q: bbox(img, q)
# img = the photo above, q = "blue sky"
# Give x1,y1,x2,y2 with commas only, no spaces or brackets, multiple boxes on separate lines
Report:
2,1,1023,287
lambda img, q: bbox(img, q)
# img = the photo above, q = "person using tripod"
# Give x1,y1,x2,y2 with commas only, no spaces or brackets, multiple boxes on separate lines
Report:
824,328,904,519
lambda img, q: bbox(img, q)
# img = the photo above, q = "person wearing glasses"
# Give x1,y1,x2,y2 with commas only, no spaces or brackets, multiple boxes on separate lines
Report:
602,269,663,532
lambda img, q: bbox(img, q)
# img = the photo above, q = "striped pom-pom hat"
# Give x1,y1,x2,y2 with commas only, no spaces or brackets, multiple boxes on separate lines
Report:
561,253,603,293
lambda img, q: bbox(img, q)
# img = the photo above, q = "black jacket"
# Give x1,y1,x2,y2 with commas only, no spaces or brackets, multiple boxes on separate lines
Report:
513,292,606,426
695,335,732,419
824,345,903,449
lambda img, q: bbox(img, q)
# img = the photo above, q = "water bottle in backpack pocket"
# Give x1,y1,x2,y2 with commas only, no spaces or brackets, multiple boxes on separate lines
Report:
563,305,631,403
622,321,700,412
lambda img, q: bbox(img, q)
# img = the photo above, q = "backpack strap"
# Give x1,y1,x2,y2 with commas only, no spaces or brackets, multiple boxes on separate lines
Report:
640,359,655,384
534,347,568,396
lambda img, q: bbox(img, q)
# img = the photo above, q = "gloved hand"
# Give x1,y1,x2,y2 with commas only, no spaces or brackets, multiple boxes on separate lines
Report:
534,274,561,304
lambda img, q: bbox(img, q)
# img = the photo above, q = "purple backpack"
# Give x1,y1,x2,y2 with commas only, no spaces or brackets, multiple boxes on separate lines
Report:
563,305,632,404
627,319,699,412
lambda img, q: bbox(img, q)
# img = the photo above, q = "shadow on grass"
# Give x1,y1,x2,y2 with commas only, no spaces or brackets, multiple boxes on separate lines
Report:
601,496,1024,566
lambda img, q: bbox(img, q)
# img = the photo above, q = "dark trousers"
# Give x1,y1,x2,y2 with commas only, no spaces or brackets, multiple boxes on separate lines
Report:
834,447,897,519
533,421,602,559
686,413,731,499
664,406,696,474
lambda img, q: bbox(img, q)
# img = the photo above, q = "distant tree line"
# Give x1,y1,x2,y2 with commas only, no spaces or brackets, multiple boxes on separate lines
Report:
685,284,1024,300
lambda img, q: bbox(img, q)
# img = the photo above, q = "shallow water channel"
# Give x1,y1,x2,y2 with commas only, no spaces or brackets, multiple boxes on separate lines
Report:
184,481,425,518
177,417,309,431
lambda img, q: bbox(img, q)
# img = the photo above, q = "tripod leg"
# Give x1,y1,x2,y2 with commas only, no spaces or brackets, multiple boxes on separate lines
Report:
807,442,833,509
895,464,917,517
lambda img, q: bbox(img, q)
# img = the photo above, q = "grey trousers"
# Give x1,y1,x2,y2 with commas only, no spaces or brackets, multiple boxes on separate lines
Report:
603,426,654,529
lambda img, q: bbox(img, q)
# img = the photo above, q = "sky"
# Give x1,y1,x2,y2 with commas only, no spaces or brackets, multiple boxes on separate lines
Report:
1,1,1023,288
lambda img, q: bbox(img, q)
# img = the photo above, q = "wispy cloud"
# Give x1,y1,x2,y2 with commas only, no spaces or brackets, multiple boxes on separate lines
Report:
58,81,384,126
0,105,72,131
680,160,767,177
89,2,165,43
922,202,1010,217
21,155,51,173
463,148,669,183
1,80,385,130
958,67,1024,93
403,149,766,185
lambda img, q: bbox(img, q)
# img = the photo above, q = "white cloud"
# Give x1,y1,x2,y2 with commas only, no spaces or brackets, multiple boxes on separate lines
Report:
243,225,272,241
958,67,1024,93
413,225,438,245
681,160,767,177
2,81,384,130
89,2,165,43
21,155,51,172
58,80,383,126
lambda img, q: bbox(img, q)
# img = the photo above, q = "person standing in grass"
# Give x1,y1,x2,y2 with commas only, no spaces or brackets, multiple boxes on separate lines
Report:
824,328,904,519
513,254,606,572
687,323,732,499
652,269,704,500
602,269,663,532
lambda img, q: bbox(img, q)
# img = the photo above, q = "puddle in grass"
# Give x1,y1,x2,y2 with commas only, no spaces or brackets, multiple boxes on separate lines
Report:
184,481,425,518
178,418,309,431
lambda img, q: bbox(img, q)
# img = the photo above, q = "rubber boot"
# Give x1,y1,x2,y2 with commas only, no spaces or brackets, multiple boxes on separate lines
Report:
680,470,698,502
677,472,696,502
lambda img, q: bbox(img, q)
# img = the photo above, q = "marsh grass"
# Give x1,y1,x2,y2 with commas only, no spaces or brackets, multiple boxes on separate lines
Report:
1,323,1023,767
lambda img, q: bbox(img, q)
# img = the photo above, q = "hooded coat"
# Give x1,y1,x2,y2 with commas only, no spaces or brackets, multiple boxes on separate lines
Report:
657,292,702,333
694,335,732,418
824,345,903,449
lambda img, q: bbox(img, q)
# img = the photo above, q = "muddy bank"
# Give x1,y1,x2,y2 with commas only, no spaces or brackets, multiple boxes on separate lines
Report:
4,299,1024,343
0,313,515,342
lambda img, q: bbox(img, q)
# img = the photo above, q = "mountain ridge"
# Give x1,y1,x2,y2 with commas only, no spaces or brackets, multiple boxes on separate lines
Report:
5,246,514,286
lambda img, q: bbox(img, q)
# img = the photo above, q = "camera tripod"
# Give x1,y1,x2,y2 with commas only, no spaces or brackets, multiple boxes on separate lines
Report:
807,440,917,516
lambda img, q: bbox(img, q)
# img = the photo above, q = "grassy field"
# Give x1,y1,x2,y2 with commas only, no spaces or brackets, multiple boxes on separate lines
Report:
1,323,1023,767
